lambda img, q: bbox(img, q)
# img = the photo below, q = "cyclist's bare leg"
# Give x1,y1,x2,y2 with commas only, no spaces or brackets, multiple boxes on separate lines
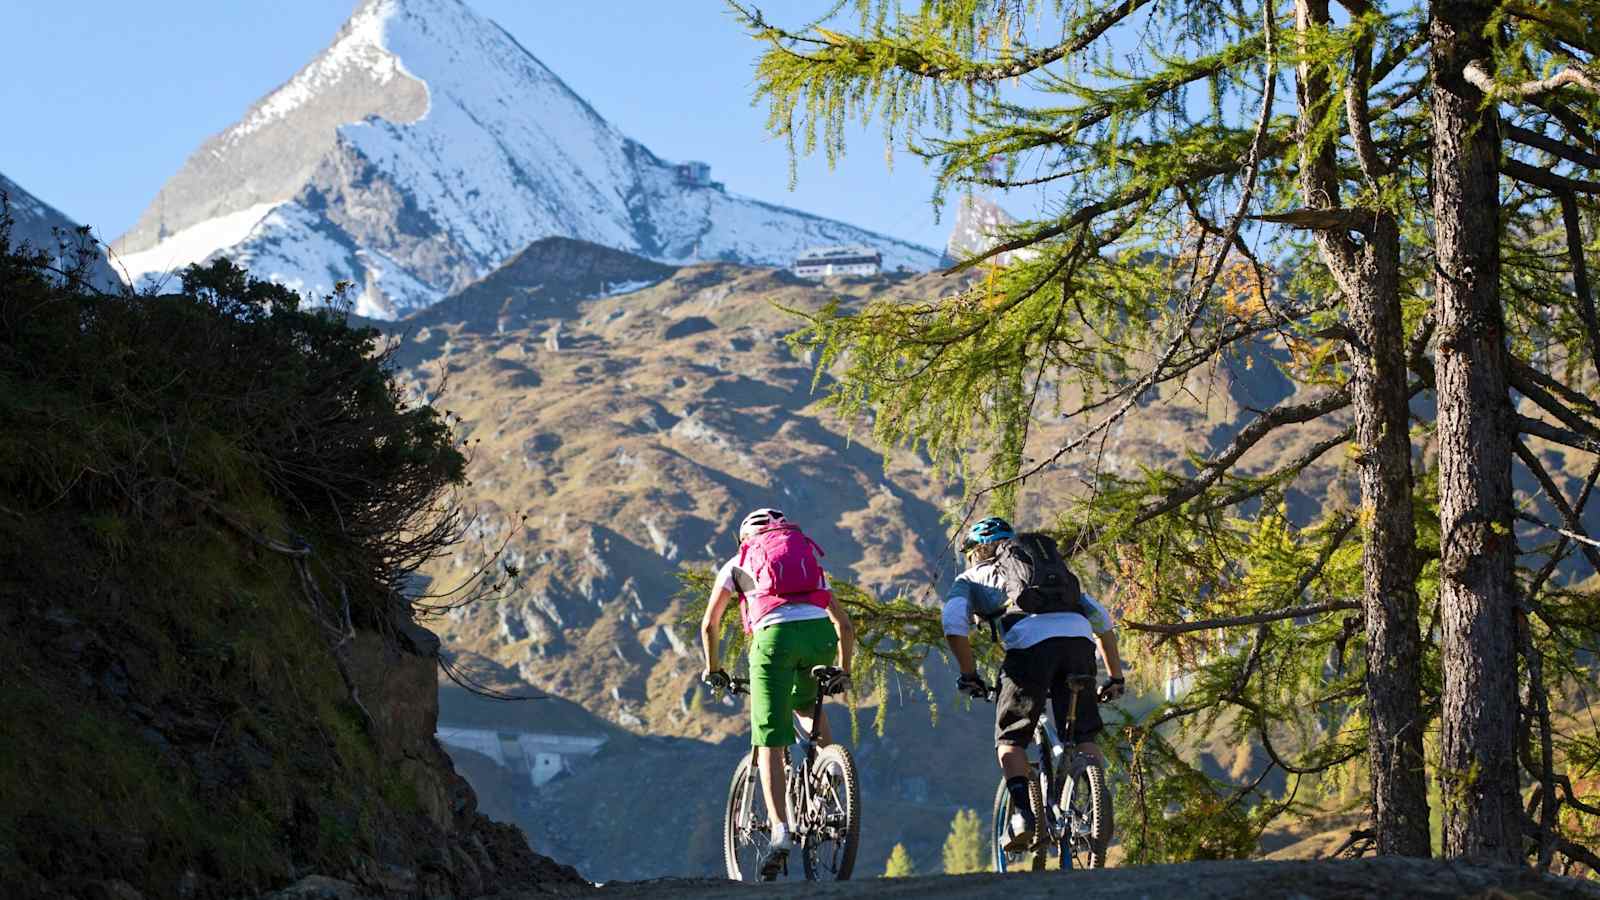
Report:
794,709,831,747
998,743,1029,779
758,746,789,832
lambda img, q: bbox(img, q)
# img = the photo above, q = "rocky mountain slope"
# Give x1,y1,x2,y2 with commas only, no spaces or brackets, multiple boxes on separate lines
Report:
1,171,121,290
351,236,1383,880
110,0,939,318
942,193,1024,268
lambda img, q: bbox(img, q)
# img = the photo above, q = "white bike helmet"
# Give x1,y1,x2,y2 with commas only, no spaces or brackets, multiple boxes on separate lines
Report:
739,507,786,541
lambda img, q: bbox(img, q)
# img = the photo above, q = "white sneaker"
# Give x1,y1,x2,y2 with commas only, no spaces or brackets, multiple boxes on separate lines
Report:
770,824,794,851
1005,807,1037,852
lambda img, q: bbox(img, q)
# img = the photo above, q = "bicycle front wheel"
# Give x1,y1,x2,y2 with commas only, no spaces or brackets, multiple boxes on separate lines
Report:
801,744,860,880
1063,762,1112,869
724,753,771,881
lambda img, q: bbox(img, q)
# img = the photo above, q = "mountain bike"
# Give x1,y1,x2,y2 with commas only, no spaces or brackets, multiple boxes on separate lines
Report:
720,666,861,882
981,673,1113,872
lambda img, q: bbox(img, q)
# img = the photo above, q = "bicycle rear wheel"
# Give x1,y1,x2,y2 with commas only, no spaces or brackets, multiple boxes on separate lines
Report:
990,769,1047,872
1063,761,1112,869
801,744,860,880
724,754,771,881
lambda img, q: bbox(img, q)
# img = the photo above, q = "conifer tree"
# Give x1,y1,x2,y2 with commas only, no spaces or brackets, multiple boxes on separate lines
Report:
1426,0,1600,864
941,808,986,874
730,0,1600,871
883,842,917,877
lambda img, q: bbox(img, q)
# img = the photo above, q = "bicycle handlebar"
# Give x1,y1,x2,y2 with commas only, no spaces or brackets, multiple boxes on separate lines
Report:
962,677,1117,705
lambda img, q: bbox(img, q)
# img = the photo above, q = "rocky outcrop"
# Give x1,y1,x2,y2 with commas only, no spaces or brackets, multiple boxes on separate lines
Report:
341,622,586,897
942,193,1021,268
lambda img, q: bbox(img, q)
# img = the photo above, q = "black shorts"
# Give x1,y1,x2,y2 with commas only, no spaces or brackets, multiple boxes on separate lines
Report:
994,636,1103,748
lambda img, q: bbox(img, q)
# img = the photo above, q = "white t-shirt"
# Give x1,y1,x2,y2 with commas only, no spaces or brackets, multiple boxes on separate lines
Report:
941,559,1113,650
716,557,831,631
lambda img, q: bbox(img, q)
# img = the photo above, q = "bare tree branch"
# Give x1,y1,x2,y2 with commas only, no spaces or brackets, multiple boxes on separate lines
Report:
1135,387,1353,524
1465,59,1600,99
1559,191,1600,386
1125,600,1359,636
1508,361,1600,442
1516,413,1600,454
1503,158,1600,194
1251,208,1380,231
1345,23,1388,181
1514,441,1600,573
1505,123,1600,169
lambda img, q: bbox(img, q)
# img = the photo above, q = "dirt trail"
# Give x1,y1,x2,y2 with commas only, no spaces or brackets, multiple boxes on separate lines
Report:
569,858,1600,899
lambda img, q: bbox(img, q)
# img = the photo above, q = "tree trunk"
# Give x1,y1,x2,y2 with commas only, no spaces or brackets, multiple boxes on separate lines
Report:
1347,217,1433,857
1293,0,1431,856
1430,0,1521,863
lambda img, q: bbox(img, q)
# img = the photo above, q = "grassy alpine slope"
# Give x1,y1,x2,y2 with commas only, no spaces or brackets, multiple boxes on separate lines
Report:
0,217,582,898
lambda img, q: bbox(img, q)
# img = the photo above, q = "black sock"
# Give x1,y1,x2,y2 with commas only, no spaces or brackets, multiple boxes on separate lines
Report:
1006,775,1030,811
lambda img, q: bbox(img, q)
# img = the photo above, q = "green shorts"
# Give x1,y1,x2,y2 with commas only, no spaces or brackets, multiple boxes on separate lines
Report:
748,617,838,747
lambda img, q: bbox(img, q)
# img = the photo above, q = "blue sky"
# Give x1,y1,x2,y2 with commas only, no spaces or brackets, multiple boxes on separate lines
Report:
1,1,952,249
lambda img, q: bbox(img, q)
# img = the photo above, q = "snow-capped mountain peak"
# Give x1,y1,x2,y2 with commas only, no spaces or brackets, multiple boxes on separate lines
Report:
114,0,938,317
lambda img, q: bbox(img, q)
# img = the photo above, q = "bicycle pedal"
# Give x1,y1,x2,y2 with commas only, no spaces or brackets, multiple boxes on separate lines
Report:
759,848,789,881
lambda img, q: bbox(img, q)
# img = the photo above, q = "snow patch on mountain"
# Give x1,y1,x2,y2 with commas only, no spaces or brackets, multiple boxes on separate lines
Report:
115,0,937,316
114,202,280,281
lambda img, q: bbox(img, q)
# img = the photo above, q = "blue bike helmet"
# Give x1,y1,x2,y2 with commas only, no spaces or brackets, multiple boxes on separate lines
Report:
966,516,1014,547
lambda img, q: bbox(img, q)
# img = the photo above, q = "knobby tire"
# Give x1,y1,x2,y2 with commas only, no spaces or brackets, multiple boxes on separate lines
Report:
723,754,769,881
802,743,860,880
1067,761,1113,870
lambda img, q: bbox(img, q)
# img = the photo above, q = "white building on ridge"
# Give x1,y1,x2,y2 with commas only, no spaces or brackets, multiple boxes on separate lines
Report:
793,245,882,279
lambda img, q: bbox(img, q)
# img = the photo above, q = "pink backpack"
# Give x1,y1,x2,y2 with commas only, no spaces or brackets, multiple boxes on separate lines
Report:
736,523,830,632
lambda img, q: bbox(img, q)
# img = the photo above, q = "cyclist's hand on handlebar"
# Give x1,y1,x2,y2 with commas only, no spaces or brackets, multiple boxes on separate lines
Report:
819,670,851,696
1099,676,1126,702
703,668,731,692
956,672,990,699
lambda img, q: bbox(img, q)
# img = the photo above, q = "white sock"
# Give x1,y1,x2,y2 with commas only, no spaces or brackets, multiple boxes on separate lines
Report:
771,822,793,850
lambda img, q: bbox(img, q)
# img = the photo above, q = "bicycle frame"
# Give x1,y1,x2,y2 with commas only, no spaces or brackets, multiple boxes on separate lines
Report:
991,678,1099,869
738,670,834,830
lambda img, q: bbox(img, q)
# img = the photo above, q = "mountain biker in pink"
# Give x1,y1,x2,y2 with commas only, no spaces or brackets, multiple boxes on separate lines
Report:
943,516,1125,851
699,508,856,878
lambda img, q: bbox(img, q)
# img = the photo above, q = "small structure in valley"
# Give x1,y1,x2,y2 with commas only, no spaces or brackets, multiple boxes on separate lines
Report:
792,245,883,279
436,726,606,787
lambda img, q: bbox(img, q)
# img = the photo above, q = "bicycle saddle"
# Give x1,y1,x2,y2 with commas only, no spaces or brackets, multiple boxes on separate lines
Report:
811,665,843,681
1066,674,1098,691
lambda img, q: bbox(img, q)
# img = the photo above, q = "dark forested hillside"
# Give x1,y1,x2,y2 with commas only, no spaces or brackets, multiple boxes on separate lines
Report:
0,222,581,898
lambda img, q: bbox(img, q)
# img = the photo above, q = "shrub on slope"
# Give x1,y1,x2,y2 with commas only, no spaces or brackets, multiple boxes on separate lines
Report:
0,218,571,897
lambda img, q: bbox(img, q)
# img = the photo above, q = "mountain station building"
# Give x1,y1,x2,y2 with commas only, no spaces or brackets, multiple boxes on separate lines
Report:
792,245,883,279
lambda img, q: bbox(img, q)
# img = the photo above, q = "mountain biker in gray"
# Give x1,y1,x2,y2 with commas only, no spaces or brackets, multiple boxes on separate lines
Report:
942,516,1125,851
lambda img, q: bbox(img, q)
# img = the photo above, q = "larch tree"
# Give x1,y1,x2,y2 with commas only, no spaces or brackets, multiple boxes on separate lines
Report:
884,842,918,877
733,0,1438,857
1426,0,1600,865
727,0,1600,870
942,808,987,873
